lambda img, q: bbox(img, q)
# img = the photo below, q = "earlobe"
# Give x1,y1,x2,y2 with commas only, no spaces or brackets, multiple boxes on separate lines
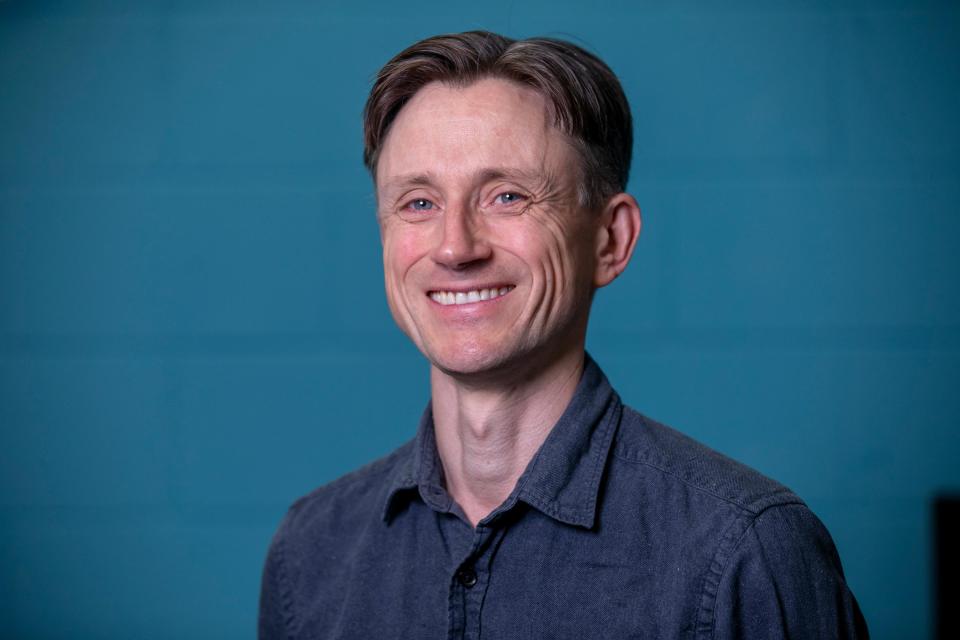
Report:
594,193,641,288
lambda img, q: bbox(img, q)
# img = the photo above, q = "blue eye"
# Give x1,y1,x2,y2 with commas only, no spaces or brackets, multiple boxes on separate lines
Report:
495,192,522,204
396,197,438,222
409,198,434,211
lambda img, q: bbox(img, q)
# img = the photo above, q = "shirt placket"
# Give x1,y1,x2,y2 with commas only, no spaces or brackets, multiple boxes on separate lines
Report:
446,522,507,640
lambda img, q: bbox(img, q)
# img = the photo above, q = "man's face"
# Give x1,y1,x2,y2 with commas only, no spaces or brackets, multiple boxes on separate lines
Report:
376,77,600,378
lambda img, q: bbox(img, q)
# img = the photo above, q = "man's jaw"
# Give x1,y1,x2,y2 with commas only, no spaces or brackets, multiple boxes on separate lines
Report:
427,285,516,306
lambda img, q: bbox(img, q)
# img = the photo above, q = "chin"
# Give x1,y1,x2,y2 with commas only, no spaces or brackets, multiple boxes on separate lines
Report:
422,339,517,378
426,335,569,384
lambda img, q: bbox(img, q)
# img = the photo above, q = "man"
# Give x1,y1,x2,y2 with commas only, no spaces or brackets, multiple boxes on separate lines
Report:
259,31,868,638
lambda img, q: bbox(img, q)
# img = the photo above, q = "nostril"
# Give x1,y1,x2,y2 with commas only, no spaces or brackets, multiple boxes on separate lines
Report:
431,232,492,269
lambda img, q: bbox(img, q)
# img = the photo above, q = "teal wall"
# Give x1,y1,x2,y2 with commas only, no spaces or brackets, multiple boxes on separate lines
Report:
2,1,958,638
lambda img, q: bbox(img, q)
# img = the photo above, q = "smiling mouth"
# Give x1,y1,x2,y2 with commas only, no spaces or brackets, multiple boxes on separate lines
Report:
428,286,515,306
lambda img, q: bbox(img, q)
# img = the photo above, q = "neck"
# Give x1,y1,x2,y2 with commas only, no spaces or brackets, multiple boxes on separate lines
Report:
431,347,586,527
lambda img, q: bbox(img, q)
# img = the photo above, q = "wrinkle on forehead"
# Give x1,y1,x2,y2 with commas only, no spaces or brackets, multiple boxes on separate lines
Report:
383,166,552,194
376,78,575,192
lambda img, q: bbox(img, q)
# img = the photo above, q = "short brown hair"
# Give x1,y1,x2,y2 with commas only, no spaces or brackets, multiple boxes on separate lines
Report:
363,31,632,210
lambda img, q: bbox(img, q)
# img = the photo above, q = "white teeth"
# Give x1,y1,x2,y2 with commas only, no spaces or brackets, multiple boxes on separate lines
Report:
429,286,513,306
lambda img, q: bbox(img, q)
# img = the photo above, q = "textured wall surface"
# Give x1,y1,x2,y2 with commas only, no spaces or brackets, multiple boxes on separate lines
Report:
1,1,958,638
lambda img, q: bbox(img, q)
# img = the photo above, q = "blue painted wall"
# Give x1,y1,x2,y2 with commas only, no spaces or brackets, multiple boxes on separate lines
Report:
1,1,957,637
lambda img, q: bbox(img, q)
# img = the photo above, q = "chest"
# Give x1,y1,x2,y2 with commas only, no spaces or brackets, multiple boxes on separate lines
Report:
291,505,710,640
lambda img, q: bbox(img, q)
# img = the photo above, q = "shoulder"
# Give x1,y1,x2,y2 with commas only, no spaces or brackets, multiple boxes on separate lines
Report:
274,438,415,547
707,501,869,637
258,440,416,637
611,404,801,515
608,406,868,637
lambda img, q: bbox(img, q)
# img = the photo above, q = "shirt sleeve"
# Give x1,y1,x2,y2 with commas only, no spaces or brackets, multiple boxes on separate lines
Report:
258,518,294,640
711,503,870,639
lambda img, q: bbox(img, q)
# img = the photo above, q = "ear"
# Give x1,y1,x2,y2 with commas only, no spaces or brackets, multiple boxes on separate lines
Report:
593,193,641,288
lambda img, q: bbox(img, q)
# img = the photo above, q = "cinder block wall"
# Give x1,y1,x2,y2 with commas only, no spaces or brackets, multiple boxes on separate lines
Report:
1,2,957,637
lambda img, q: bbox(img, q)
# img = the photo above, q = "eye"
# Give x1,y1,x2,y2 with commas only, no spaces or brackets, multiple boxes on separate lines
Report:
397,197,438,221
489,192,528,216
407,198,434,211
494,192,524,205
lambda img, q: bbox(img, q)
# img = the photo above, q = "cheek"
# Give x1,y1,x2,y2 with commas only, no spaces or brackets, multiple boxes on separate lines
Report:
503,215,585,280
382,226,426,274
381,225,434,314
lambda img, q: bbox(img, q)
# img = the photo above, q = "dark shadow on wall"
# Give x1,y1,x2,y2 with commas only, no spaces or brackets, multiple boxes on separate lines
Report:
935,494,959,640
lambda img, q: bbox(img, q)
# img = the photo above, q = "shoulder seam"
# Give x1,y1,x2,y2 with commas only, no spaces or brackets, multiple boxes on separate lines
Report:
695,502,813,639
610,449,802,515
611,411,801,514
694,507,759,639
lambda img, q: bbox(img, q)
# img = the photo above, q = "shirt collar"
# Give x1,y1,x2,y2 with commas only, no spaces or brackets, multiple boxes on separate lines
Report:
382,353,622,529
381,405,450,521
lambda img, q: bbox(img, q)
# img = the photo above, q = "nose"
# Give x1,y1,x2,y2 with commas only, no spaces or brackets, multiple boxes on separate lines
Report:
429,204,492,270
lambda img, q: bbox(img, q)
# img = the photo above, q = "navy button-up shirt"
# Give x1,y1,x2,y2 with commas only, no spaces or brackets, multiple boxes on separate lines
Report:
259,356,868,638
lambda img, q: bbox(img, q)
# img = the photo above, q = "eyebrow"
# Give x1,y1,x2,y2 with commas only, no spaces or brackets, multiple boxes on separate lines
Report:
380,167,545,195
382,173,435,191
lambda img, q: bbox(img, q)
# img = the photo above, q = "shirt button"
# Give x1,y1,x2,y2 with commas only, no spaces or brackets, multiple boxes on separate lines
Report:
456,567,478,588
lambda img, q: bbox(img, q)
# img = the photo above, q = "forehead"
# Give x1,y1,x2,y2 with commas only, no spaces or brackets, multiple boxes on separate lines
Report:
376,77,574,190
